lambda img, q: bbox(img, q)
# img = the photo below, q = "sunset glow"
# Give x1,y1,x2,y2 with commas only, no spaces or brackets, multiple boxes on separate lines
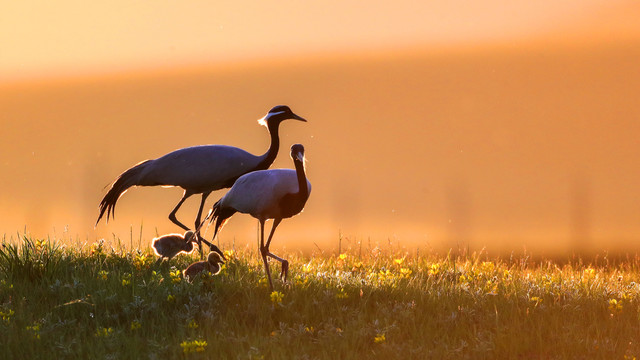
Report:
2,1,640,82
1,1,640,255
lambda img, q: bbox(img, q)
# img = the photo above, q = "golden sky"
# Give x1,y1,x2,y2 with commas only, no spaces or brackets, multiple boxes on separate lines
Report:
2,0,639,82
1,1,640,254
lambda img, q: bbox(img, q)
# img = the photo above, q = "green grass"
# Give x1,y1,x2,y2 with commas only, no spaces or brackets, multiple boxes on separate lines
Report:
2,236,640,359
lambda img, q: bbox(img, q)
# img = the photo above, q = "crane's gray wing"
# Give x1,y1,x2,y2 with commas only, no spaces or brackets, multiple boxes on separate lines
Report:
138,145,262,191
220,169,299,217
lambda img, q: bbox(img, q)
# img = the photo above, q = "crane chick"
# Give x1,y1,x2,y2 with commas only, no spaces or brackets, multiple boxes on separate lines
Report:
152,230,197,263
183,252,225,281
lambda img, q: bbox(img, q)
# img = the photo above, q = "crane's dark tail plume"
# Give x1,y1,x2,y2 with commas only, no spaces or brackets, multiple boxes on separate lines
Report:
96,160,151,226
205,199,236,242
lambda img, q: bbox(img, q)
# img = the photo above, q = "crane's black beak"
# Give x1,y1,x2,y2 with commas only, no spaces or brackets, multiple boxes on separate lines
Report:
291,113,307,122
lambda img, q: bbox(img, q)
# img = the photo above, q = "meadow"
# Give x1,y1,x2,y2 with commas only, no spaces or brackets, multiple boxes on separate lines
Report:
1,236,640,359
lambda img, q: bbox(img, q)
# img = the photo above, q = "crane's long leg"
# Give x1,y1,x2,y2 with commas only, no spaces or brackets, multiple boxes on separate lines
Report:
258,219,274,290
264,218,289,282
167,190,217,258
194,191,211,259
264,218,281,249
168,190,194,232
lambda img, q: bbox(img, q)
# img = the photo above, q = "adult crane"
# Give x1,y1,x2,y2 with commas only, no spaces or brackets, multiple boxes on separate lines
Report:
206,144,311,290
96,105,306,257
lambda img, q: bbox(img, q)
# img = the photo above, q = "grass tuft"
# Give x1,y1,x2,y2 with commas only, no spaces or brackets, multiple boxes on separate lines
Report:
0,237,66,282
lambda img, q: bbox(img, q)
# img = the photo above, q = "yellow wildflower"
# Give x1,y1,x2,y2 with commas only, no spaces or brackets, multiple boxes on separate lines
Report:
121,273,132,286
428,263,440,276
130,320,142,331
35,239,46,250
378,269,392,281
351,262,364,272
305,326,315,334
170,269,182,284
133,254,149,270
1,309,15,323
480,261,495,274
400,268,412,278
97,270,109,281
95,327,114,338
294,275,309,287
167,294,176,303
394,257,405,265
91,240,105,256
374,333,386,344
583,268,596,279
187,319,198,329
26,323,41,339
302,263,313,273
335,288,349,299
609,299,623,312
339,253,347,260
270,291,284,305
180,339,207,354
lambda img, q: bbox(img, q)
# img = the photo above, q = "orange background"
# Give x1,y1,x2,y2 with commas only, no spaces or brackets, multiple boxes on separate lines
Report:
1,1,639,254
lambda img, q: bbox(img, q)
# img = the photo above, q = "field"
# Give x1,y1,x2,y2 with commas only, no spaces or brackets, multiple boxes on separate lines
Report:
2,236,640,359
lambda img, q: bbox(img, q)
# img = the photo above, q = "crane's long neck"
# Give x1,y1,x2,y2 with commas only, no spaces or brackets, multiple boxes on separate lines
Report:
294,158,308,197
255,122,280,171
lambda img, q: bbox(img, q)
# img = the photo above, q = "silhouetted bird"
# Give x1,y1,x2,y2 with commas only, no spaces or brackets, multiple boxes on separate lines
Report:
206,144,311,290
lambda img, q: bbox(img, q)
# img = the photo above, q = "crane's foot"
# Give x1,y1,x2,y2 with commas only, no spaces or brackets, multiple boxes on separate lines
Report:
280,260,289,282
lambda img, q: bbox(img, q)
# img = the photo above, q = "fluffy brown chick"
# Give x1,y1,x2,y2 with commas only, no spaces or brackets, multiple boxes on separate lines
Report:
183,252,225,281
152,230,196,263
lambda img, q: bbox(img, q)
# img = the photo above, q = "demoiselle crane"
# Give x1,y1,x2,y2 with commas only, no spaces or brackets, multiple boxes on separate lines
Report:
206,144,311,290
152,230,197,264
96,105,306,257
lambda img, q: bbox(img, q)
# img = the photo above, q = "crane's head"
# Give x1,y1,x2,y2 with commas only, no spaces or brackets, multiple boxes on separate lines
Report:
258,105,306,127
290,143,305,163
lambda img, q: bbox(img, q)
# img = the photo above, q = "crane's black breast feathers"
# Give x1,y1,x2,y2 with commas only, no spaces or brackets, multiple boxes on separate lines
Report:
279,192,308,219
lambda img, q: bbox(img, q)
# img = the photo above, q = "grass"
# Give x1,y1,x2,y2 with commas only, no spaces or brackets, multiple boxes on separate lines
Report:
2,236,640,359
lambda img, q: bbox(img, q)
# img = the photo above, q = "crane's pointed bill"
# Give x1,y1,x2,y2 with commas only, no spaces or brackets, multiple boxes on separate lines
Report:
291,113,307,122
